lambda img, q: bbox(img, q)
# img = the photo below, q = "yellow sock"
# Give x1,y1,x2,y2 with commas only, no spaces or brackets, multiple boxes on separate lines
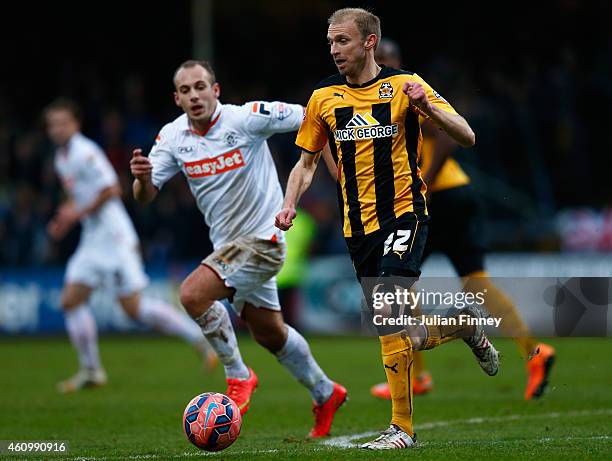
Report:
413,351,425,376
463,271,537,359
380,334,414,436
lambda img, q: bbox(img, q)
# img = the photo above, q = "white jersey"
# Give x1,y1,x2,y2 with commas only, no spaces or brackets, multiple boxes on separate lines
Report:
55,133,139,249
148,101,303,249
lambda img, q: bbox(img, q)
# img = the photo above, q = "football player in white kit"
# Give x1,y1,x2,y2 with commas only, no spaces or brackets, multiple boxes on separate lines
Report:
130,61,346,437
44,100,217,394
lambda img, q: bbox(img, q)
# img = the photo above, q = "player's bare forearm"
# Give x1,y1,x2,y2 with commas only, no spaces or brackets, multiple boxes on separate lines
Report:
132,179,158,204
283,151,320,208
427,107,475,148
48,185,119,240
81,185,121,218
403,82,475,148
276,150,320,230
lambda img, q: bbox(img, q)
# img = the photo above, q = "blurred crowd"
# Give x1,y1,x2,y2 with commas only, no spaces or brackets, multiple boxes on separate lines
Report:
2,1,611,267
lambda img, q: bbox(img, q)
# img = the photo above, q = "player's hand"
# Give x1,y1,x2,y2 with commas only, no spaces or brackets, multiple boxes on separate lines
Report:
47,219,63,240
130,148,153,182
275,207,297,231
47,203,80,240
403,82,432,115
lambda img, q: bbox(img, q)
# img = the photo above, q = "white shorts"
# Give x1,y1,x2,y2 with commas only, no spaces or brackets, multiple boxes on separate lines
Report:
65,243,149,296
202,236,286,314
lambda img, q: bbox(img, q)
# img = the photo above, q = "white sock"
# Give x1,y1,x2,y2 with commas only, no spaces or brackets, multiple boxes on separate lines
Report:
275,325,334,405
137,297,203,345
65,304,101,371
195,301,249,379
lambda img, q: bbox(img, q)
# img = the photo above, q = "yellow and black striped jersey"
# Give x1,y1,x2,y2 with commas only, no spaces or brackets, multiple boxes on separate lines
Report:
296,66,458,238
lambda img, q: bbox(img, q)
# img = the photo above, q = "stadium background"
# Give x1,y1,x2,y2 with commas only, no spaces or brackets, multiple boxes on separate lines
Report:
2,3,612,460
1,0,612,333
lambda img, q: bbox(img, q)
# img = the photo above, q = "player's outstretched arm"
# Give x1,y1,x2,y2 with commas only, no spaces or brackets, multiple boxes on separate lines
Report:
403,82,475,148
130,148,158,204
47,185,121,240
275,150,321,230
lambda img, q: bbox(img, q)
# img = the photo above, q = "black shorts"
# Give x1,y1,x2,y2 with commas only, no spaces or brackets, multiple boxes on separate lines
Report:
346,213,429,281
422,184,487,276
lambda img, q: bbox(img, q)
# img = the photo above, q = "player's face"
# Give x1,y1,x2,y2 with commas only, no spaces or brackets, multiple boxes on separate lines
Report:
45,109,79,147
174,66,220,122
328,20,368,77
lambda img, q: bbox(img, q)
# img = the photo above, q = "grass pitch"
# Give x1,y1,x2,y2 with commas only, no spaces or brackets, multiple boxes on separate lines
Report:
1,335,611,460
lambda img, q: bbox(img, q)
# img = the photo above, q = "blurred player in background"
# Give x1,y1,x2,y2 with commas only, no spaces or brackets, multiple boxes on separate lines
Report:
276,8,499,450
45,100,216,393
370,37,556,401
130,61,346,437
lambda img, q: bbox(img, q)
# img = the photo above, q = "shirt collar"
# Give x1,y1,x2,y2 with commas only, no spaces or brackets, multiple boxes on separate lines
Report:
180,100,223,136
59,132,81,157
343,65,388,89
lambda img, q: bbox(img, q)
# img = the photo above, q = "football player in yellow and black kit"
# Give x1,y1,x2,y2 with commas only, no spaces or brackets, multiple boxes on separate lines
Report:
275,8,500,450
369,38,556,402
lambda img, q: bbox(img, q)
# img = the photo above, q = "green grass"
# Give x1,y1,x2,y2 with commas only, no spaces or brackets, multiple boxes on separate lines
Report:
1,335,611,460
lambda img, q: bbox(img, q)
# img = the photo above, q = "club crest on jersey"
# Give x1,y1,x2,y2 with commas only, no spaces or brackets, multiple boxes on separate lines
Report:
224,131,238,147
379,82,394,99
335,112,399,141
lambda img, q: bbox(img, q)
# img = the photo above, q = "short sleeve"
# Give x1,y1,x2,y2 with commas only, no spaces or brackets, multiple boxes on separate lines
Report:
295,92,328,154
81,147,118,192
242,101,304,138
413,74,458,118
148,126,180,190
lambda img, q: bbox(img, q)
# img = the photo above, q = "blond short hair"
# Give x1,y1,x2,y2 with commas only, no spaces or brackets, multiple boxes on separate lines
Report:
328,8,381,47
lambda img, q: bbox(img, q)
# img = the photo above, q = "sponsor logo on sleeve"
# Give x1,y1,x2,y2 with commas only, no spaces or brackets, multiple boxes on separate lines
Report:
276,103,293,120
432,88,448,103
183,149,245,178
251,102,271,117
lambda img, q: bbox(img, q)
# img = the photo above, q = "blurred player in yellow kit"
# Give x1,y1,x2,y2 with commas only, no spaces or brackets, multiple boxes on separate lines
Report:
370,38,556,401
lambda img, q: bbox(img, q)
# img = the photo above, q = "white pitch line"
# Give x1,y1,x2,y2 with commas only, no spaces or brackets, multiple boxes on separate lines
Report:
54,448,279,461
322,408,612,448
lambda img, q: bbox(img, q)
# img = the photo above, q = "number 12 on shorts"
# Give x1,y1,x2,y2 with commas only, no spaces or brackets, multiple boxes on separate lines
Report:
383,229,412,256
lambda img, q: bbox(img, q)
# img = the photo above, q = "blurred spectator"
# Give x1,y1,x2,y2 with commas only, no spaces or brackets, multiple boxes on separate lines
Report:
557,208,612,252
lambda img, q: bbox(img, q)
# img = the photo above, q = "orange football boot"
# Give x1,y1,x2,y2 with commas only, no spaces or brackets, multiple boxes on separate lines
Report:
309,382,348,437
525,343,556,400
226,367,258,415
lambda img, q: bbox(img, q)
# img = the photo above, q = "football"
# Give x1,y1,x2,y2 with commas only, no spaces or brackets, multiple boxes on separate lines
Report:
182,392,242,451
